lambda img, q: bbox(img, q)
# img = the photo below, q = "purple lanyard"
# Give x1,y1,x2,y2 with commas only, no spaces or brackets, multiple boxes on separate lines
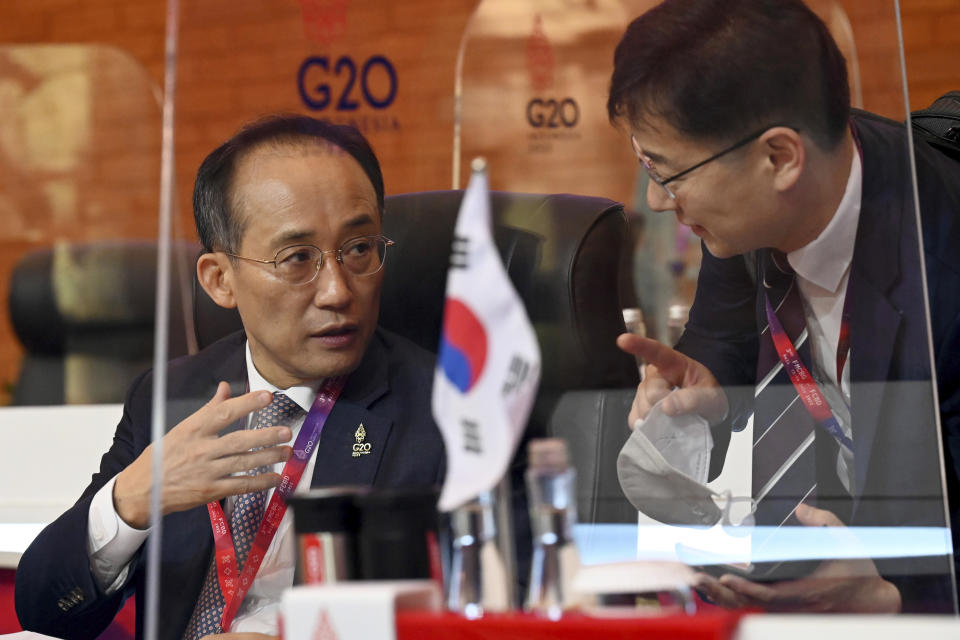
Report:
211,375,346,631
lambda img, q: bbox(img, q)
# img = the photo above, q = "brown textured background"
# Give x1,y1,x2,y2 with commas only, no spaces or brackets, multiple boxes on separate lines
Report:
0,0,958,404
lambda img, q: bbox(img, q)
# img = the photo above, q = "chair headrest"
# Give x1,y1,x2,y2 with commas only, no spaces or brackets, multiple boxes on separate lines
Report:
9,241,198,356
379,190,638,392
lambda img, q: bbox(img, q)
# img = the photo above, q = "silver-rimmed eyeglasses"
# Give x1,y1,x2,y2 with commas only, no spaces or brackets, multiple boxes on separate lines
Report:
225,234,395,285
631,124,788,200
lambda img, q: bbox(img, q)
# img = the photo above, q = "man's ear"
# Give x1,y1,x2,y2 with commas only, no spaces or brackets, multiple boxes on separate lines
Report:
197,252,238,309
762,127,804,192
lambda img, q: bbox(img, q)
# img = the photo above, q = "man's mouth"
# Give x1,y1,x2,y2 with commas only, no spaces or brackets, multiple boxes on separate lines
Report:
678,216,706,236
311,324,359,347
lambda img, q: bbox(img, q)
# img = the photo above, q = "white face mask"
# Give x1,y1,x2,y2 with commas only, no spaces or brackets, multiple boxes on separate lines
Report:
617,399,725,526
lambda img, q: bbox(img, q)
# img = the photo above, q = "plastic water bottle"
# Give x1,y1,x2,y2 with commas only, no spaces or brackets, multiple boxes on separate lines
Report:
524,438,580,619
446,490,510,618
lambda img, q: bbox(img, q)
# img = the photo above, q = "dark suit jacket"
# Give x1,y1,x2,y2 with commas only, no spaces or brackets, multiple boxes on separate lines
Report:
676,111,960,612
16,327,445,639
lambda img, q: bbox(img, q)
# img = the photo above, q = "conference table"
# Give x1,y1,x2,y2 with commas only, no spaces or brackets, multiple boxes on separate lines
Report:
3,407,960,639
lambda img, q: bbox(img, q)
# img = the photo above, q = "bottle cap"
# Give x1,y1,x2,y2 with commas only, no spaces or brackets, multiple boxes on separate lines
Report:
622,307,646,337
527,438,569,472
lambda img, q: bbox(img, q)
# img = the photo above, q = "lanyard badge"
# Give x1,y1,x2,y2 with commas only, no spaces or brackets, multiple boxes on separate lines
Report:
207,375,347,631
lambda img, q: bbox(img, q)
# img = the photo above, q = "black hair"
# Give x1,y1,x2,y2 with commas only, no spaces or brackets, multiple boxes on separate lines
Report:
607,0,850,150
193,114,385,253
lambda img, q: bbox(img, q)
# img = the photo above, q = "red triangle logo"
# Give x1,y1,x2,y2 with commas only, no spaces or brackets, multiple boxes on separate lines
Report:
312,609,340,640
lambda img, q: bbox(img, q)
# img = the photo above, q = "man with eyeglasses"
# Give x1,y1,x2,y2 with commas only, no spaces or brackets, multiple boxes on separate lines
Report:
16,116,445,639
610,0,960,614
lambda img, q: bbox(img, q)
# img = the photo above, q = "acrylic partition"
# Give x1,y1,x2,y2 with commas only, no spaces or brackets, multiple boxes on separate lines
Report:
0,44,170,640
0,45,169,408
147,2,501,637
456,0,864,346
156,0,960,628
560,0,956,617
4,0,957,638
0,44,168,561
454,0,647,201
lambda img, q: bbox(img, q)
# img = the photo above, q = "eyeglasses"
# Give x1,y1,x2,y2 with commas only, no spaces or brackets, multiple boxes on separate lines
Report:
631,124,788,200
225,234,395,285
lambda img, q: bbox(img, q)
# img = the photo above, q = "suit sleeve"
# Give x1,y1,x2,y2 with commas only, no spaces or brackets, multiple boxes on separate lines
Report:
674,243,759,479
15,369,153,640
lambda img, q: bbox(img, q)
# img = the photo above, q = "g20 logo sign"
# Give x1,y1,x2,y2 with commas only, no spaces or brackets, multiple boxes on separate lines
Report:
298,55,398,111
352,442,371,457
526,97,579,128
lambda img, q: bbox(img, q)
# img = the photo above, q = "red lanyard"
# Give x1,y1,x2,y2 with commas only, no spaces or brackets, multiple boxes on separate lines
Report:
764,122,860,453
764,291,853,451
207,376,346,631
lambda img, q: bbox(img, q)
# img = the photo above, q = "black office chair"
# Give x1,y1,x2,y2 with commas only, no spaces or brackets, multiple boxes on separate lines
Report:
8,241,197,405
378,191,641,525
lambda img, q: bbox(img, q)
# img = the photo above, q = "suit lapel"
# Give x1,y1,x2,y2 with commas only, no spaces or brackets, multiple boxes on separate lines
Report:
310,333,393,487
213,333,249,435
847,125,908,503
848,259,902,500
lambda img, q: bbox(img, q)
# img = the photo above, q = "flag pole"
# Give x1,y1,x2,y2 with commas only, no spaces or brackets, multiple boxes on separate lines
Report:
494,474,518,608
435,154,541,612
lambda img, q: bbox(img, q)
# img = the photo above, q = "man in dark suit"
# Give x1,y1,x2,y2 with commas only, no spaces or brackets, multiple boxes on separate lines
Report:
16,116,444,638
608,0,960,612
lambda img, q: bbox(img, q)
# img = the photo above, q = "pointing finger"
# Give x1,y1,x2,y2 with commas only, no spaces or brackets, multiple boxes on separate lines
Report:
617,334,690,386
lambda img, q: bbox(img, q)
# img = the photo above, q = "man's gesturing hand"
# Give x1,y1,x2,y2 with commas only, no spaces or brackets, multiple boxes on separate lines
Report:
113,382,294,529
617,334,728,428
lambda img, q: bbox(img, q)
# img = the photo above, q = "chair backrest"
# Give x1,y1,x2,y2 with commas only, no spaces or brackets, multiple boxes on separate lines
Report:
381,191,640,525
8,241,197,405
549,388,639,524
380,191,638,392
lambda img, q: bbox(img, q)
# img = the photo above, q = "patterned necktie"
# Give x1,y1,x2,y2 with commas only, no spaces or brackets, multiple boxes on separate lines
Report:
182,392,305,640
751,251,819,529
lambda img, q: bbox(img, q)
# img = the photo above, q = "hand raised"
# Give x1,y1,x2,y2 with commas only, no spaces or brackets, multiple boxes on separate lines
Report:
617,334,728,427
113,382,294,529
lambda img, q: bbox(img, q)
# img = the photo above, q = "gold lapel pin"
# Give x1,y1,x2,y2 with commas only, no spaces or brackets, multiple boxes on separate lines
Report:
352,423,371,457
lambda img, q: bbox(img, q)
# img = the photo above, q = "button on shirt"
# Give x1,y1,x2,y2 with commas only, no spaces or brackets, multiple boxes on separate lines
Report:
786,147,862,493
86,341,323,634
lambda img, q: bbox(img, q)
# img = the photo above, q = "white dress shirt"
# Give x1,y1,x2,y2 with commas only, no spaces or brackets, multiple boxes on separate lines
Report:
786,147,862,493
87,341,323,634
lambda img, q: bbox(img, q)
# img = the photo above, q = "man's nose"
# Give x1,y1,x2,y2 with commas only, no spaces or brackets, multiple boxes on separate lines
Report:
312,258,353,309
645,179,676,213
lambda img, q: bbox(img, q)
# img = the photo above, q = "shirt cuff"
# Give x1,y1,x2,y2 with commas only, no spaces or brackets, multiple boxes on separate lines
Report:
86,475,150,593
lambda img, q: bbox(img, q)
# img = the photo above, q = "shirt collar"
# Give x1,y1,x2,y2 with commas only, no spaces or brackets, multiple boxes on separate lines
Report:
244,341,320,413
786,146,862,293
